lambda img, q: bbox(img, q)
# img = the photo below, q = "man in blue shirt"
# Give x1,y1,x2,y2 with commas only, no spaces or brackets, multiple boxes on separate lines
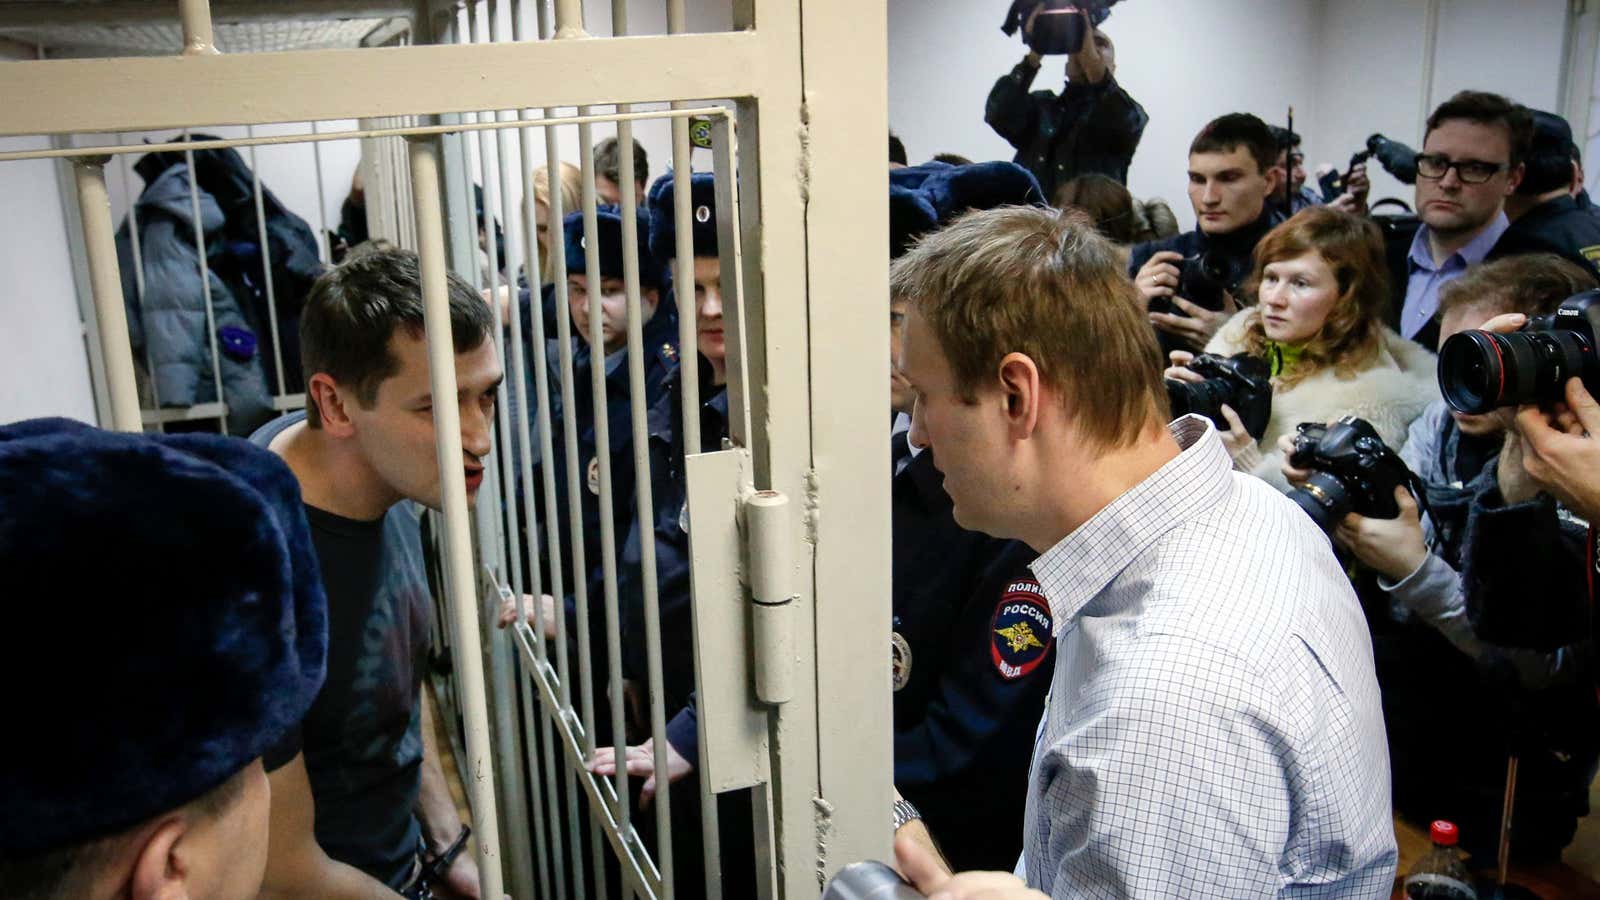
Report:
1391,91,1528,350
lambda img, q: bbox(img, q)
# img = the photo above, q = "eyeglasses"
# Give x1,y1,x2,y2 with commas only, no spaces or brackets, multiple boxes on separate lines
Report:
1414,153,1510,184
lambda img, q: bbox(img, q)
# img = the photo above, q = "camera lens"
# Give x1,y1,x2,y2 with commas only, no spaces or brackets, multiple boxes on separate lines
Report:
1439,328,1592,414
1288,470,1351,535
822,861,924,900
1166,378,1229,425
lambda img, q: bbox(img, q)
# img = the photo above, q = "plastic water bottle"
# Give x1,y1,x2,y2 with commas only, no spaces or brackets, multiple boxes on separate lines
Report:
1403,820,1478,900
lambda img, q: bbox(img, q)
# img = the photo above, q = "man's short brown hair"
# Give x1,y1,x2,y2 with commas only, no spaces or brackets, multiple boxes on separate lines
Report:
1426,90,1533,167
1439,253,1597,320
890,206,1166,449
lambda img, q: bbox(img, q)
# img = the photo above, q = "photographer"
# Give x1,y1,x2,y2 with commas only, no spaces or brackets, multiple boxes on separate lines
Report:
1289,255,1599,860
1269,125,1371,216
1167,206,1436,490
985,3,1147,198
1131,113,1284,355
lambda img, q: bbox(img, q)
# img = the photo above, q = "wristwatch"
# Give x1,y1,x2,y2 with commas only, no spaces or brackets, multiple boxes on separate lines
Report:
892,798,922,831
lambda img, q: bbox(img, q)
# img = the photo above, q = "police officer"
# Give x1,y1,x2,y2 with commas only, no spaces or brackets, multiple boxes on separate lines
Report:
887,161,1055,873
1491,109,1600,279
517,204,679,731
589,170,750,897
0,418,326,900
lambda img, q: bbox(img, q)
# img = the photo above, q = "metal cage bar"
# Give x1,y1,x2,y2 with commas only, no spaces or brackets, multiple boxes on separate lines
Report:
405,134,506,900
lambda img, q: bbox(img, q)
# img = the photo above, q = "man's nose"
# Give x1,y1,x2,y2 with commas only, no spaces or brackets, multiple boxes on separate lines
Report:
908,398,929,450
701,284,723,320
1437,166,1463,190
1200,182,1220,205
461,400,494,459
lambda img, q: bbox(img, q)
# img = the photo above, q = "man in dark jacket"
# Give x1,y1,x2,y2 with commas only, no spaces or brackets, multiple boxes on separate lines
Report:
984,9,1146,199
1491,109,1600,279
1130,113,1284,357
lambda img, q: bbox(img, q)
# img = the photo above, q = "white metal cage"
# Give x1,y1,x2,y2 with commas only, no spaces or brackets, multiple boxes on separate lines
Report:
0,1,891,898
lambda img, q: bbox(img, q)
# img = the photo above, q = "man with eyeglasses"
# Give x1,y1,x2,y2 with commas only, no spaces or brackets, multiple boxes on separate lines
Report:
1393,91,1528,351
1490,109,1600,279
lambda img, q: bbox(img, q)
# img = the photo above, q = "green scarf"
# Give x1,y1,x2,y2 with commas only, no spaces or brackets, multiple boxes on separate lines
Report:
1266,340,1307,378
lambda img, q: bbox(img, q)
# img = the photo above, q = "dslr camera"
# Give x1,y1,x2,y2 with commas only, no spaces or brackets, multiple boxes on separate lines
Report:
1437,290,1600,414
1002,1,1122,56
1149,249,1231,316
1166,352,1273,439
1287,417,1416,535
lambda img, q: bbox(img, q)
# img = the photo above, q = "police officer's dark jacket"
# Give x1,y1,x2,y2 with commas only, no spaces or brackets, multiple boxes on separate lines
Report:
540,297,680,618
1489,194,1600,280
618,351,730,734
891,447,1051,873
985,59,1147,198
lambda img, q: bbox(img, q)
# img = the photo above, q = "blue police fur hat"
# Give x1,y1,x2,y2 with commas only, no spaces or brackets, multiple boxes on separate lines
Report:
647,171,719,264
1519,109,1577,197
0,418,327,856
890,161,1043,258
922,160,1044,221
563,204,663,289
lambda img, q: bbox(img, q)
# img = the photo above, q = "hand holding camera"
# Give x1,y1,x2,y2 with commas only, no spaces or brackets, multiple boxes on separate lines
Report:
1286,417,1420,536
1165,350,1272,458
1137,250,1239,351
1439,298,1600,520
1334,486,1429,582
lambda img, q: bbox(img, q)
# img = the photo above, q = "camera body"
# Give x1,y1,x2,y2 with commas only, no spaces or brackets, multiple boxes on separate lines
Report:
1438,290,1600,414
1365,133,1418,184
1287,417,1414,534
1150,250,1230,316
1166,352,1273,440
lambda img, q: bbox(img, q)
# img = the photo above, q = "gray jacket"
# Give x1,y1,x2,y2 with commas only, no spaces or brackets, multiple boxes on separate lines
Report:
116,164,272,435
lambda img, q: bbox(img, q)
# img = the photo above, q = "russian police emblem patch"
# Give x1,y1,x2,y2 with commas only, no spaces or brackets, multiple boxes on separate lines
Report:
990,578,1052,681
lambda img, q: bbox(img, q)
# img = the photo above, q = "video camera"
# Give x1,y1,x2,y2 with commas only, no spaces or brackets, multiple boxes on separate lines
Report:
1316,133,1418,201
1287,417,1419,535
1437,290,1600,414
1166,352,1273,440
1001,1,1125,56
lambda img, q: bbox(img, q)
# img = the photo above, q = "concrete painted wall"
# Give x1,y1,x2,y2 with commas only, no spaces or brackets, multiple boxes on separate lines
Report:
887,0,1572,228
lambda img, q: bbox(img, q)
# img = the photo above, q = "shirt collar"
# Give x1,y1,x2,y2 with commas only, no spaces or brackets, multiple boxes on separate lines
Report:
1409,211,1510,273
1029,415,1233,631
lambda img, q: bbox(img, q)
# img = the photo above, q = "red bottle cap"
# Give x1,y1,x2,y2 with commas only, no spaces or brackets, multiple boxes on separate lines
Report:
1430,820,1459,846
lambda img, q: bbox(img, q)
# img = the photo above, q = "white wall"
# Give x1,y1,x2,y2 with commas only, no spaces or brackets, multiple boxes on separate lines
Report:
890,0,1322,229
888,0,1573,229
1311,0,1569,210
0,41,95,427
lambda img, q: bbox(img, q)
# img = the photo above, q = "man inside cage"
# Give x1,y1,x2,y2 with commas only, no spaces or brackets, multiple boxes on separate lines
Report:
0,418,327,900
250,248,504,900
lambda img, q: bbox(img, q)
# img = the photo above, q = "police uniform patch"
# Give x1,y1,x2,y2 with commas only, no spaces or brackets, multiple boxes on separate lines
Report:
990,578,1052,681
695,204,712,224
890,632,912,691
586,456,601,496
662,342,678,362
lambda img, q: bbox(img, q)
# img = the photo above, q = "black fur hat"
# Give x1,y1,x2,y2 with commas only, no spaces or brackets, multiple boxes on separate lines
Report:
563,204,663,289
0,418,327,855
646,171,719,265
889,160,1044,258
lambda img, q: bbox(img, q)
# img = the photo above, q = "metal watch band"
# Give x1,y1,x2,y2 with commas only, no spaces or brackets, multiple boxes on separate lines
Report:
891,798,921,830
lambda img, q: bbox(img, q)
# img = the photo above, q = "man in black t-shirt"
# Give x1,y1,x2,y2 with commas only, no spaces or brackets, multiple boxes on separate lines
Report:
252,249,502,899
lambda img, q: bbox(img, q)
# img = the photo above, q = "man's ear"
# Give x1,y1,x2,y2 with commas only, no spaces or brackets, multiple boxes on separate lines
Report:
997,352,1041,440
1506,162,1526,197
307,373,357,439
1263,164,1284,199
128,817,189,900
642,287,661,320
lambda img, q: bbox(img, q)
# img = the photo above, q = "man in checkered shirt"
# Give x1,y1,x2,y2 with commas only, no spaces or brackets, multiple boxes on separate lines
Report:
889,206,1397,898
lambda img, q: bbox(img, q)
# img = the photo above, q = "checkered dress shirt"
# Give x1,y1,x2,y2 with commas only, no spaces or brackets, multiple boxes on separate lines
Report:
1021,416,1397,898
